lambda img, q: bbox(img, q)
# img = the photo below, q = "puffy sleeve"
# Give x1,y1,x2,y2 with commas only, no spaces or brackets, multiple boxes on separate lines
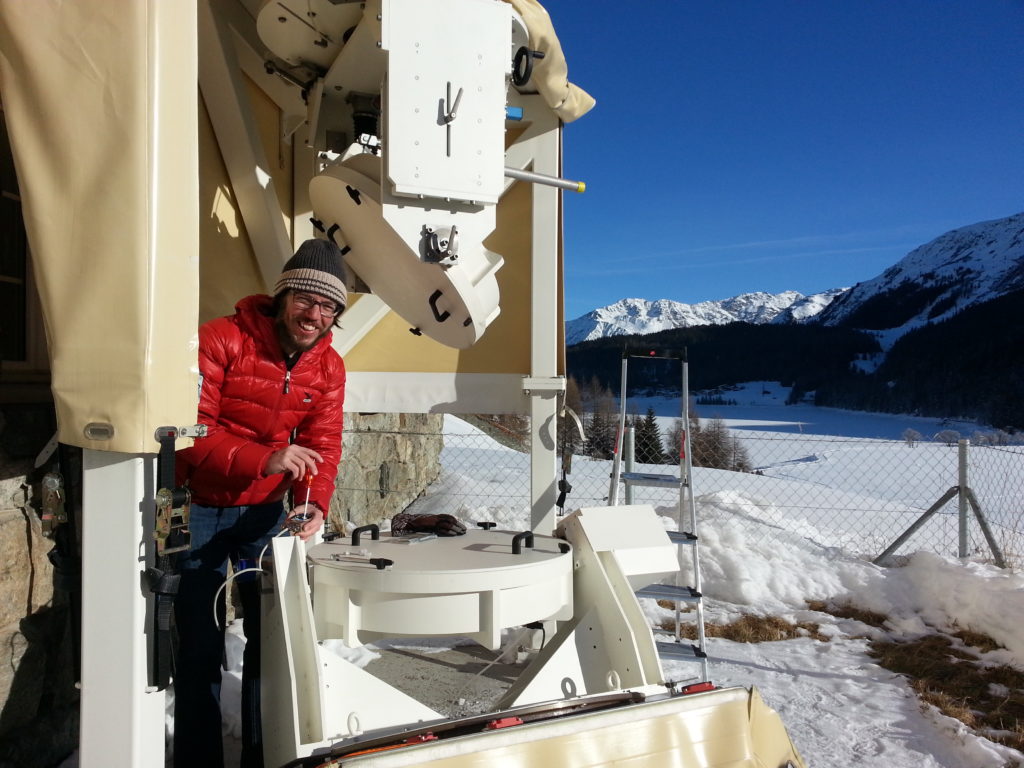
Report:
180,319,275,480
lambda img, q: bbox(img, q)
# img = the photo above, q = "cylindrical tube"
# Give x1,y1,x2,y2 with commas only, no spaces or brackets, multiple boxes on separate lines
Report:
504,166,586,193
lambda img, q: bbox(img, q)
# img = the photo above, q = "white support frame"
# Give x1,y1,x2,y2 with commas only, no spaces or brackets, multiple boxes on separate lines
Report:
199,0,293,291
507,94,564,535
79,450,164,768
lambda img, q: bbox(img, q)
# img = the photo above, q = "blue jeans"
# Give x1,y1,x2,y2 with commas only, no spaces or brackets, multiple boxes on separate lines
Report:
173,501,286,768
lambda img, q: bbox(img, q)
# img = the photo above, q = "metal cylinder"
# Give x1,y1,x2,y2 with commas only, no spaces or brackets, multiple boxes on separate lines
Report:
504,166,586,193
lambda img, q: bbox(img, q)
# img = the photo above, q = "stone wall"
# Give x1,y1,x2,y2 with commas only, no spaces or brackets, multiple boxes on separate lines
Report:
331,412,445,530
0,405,78,768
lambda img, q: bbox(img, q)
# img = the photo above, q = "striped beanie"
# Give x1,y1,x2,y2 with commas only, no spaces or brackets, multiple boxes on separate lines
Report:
274,239,348,311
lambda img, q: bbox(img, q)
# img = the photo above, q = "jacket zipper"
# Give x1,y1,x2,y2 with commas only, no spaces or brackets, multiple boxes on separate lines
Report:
284,370,291,394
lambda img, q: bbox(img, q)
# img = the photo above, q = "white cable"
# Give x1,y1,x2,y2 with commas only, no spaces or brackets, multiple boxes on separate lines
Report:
259,528,293,571
212,568,265,631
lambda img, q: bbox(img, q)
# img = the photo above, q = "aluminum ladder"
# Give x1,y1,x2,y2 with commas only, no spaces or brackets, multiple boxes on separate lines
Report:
608,350,710,683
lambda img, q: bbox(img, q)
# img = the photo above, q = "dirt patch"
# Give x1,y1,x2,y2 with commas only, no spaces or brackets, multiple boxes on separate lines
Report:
363,642,522,719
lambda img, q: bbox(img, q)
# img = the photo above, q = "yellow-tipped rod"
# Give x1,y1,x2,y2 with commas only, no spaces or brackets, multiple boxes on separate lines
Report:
504,166,586,193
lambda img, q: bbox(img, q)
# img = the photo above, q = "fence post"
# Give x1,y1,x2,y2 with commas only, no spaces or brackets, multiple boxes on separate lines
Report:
623,427,635,505
958,439,969,558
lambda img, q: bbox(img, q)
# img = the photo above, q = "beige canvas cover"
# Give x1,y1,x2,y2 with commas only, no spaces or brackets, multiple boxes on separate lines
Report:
0,1,200,453
502,0,596,122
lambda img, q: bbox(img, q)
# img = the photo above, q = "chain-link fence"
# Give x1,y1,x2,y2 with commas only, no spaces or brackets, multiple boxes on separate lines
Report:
335,416,1024,570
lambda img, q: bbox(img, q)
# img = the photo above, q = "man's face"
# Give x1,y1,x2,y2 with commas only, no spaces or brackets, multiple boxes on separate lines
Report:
275,290,338,355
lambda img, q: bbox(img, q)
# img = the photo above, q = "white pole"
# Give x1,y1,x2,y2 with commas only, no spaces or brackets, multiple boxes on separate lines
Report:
80,450,164,768
527,103,561,535
958,439,969,558
607,356,629,505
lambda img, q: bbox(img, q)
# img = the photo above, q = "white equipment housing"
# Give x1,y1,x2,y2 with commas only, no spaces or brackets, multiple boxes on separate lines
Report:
261,0,515,348
261,505,682,766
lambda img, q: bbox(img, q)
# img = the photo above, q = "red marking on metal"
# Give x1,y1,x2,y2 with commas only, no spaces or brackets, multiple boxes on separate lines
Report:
681,682,716,695
486,717,524,730
404,732,438,744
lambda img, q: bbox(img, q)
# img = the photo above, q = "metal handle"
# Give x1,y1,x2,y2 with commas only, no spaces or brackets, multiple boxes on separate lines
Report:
352,524,380,546
511,531,534,555
429,290,451,322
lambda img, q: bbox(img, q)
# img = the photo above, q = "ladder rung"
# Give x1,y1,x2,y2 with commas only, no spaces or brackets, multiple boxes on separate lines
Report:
655,640,708,661
621,472,683,488
667,531,697,545
636,584,701,603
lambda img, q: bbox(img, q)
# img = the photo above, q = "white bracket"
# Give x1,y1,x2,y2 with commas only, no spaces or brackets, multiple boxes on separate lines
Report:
522,376,566,395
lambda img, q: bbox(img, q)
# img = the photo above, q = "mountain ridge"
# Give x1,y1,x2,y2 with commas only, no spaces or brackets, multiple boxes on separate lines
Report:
565,288,846,345
567,212,1024,347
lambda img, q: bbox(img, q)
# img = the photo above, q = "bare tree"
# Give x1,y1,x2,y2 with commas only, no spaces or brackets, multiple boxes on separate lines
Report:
934,429,960,447
902,428,923,447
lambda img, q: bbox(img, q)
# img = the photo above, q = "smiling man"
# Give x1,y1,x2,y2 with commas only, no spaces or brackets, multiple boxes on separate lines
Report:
173,238,347,768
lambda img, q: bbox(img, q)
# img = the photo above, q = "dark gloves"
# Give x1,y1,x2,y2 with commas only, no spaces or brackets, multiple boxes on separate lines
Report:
412,513,467,536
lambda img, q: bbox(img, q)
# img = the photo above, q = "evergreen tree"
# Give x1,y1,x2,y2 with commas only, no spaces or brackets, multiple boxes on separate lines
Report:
634,407,667,464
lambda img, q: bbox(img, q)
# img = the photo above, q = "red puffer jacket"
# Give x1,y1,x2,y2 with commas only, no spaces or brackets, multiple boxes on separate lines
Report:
177,295,345,514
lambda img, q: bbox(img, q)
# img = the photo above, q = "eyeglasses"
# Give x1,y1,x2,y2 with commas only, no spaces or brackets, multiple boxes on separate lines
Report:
292,292,342,318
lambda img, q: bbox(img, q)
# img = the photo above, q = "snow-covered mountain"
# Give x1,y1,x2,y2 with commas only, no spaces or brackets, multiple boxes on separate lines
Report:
565,212,1024,346
565,289,844,345
817,212,1024,336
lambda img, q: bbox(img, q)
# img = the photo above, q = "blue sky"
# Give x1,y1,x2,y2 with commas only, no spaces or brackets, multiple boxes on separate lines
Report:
550,1,1024,318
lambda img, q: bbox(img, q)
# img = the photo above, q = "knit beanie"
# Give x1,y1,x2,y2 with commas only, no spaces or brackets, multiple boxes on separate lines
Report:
274,239,348,310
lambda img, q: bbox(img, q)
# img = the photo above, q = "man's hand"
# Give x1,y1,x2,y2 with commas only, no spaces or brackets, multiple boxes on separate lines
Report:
411,514,466,537
286,504,324,541
266,444,323,480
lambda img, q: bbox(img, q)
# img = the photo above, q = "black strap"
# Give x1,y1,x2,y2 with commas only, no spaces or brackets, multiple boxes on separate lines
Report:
146,565,180,691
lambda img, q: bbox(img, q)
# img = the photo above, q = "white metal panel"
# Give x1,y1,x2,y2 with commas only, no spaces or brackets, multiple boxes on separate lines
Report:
382,0,509,204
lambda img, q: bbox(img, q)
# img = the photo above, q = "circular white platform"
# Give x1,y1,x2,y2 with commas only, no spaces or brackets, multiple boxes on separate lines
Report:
307,529,573,649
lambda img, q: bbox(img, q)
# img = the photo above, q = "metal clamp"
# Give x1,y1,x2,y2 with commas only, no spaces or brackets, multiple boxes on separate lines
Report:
40,472,67,535
154,487,192,556
421,225,459,264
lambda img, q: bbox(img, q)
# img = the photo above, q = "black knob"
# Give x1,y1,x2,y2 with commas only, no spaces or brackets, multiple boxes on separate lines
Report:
476,521,496,530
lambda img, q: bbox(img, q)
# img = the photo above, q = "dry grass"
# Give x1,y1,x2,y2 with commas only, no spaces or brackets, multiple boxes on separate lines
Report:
807,601,1023,753
806,599,888,629
868,634,1024,752
659,613,830,643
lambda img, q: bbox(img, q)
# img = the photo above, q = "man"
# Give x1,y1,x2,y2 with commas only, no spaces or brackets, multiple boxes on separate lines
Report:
173,238,347,768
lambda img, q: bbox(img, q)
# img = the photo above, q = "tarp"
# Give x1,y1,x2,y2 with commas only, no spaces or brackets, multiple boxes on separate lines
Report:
0,1,200,453
502,0,596,122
